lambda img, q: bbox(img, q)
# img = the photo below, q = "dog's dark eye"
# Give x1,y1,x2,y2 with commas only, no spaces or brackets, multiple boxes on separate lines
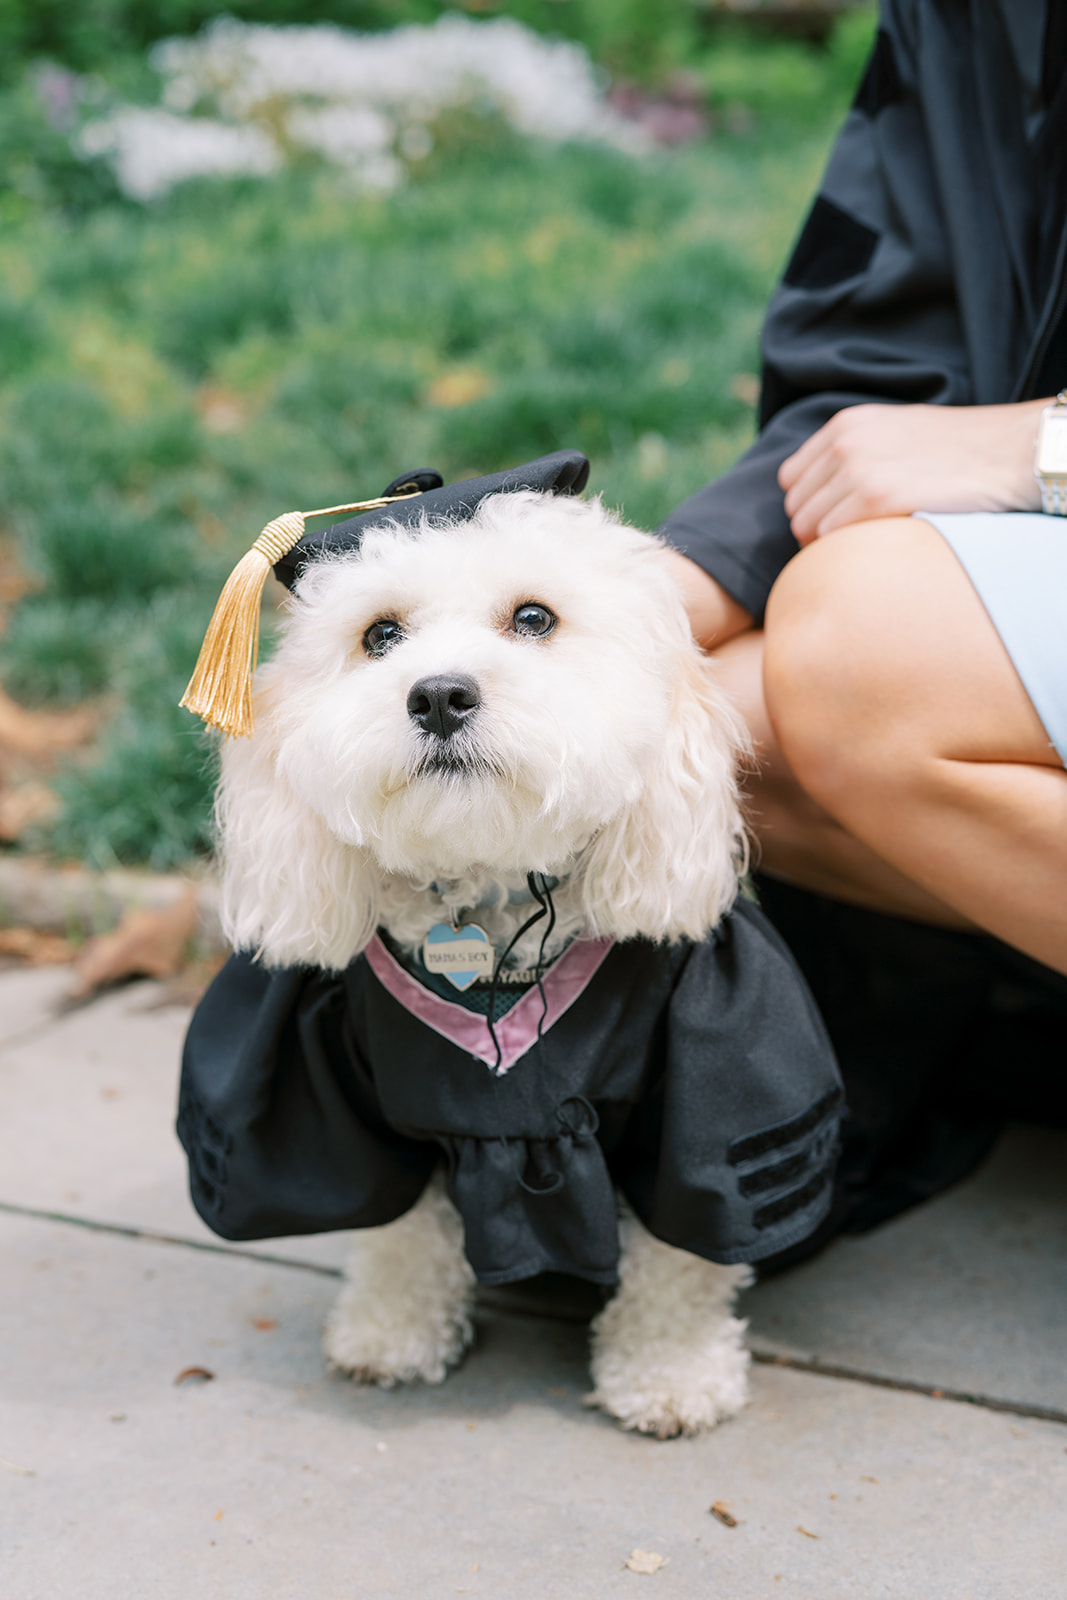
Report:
363,618,404,658
511,603,557,639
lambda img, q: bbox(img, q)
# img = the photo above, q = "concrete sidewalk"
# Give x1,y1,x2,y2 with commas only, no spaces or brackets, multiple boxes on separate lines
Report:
1,965,1064,1598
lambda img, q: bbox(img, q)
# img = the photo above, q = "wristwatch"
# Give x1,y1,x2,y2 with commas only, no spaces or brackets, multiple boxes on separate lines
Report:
1034,389,1067,514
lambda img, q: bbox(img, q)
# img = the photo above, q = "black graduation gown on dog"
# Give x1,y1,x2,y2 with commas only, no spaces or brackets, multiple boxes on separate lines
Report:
178,898,841,1285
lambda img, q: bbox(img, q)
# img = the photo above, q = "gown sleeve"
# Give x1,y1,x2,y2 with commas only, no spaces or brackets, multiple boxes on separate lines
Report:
617,899,843,1265
659,0,982,622
177,952,435,1241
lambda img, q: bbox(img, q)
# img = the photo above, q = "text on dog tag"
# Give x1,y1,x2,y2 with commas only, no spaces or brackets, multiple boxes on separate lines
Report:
423,922,495,992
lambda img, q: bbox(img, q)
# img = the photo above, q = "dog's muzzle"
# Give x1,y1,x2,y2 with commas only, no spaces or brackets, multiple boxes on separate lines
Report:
407,674,481,740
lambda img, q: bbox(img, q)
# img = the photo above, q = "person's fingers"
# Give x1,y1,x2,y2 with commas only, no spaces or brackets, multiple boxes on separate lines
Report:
794,468,908,542
778,429,827,490
816,461,931,534
788,470,861,543
813,487,880,537
779,403,887,492
781,445,840,520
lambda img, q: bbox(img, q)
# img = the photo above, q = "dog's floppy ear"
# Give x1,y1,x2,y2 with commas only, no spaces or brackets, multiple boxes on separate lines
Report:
576,644,748,944
216,677,380,972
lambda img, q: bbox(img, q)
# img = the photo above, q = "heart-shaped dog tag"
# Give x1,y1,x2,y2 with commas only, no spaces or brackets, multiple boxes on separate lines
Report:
423,922,495,992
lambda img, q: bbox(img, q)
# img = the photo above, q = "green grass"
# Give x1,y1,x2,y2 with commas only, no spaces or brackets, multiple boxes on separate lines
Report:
0,15,875,869
0,1,867,87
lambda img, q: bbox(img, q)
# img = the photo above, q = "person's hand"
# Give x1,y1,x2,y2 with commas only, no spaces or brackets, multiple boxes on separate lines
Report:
778,399,1049,545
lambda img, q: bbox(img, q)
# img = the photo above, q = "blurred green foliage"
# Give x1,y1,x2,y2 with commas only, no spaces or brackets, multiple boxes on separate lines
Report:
0,74,123,217
2,1,735,85
0,9,875,868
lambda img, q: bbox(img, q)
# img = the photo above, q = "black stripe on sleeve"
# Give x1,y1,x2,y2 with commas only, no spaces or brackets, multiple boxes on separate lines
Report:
753,1156,837,1231
727,1087,842,1167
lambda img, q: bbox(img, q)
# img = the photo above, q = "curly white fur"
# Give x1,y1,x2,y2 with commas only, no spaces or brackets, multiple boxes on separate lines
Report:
217,487,753,1428
217,491,747,971
323,1173,476,1386
587,1206,752,1437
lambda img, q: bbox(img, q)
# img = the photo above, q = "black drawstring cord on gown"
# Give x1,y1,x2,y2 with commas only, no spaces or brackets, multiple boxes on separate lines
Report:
486,873,567,1196
485,871,555,1073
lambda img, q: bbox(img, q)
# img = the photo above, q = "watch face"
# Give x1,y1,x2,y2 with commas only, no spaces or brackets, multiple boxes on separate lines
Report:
1037,410,1067,474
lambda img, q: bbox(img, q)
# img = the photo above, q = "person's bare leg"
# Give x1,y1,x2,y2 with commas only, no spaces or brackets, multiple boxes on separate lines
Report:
664,543,974,924
761,517,1067,973
659,548,754,650
713,630,977,928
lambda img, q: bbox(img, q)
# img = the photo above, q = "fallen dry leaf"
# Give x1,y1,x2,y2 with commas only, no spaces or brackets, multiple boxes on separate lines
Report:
426,368,493,408
0,539,35,609
174,1366,215,1386
796,1526,819,1540
0,926,74,965
624,1550,668,1575
0,782,59,841
196,385,248,435
0,687,98,755
71,891,199,998
709,1501,738,1527
252,1318,277,1331
139,952,226,1010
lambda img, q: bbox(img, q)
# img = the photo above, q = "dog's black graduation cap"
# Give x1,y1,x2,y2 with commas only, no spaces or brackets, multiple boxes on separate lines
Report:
180,449,590,738
273,449,589,590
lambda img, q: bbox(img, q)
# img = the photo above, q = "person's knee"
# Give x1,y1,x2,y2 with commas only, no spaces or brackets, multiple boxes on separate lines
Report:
763,521,923,809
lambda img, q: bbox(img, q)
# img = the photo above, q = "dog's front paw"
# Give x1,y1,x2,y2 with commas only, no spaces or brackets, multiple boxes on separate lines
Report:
324,1283,473,1388
588,1213,752,1437
586,1316,750,1438
323,1178,476,1388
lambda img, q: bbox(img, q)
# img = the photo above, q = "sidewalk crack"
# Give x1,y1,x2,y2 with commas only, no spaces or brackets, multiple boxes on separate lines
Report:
4,1198,1065,1429
750,1346,1067,1428
0,1198,343,1279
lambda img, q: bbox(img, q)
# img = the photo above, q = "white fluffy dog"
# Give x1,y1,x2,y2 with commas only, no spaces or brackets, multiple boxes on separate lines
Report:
215,487,756,1437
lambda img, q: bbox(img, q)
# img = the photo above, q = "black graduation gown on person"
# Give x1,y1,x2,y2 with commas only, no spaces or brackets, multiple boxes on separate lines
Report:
177,898,842,1285
660,0,1065,622
652,0,1067,1259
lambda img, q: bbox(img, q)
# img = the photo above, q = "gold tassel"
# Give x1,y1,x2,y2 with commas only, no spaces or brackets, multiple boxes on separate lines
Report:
180,493,419,738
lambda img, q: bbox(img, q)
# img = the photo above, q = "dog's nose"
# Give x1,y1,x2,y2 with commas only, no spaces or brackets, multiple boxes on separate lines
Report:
406,674,481,738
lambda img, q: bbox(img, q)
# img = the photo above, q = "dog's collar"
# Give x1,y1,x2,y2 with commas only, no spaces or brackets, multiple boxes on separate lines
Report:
429,875,560,925
416,871,560,1009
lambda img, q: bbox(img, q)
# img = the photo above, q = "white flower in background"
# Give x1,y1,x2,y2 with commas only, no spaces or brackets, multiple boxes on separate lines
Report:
283,104,401,191
79,13,646,202
78,108,280,202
